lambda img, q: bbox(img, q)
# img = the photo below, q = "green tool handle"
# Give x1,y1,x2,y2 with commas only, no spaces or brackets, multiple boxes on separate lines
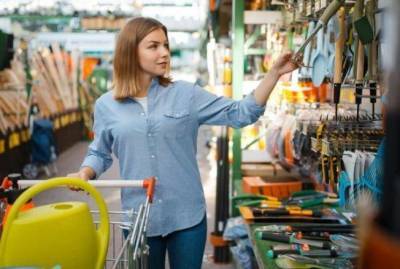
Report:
257,232,291,243
291,190,320,198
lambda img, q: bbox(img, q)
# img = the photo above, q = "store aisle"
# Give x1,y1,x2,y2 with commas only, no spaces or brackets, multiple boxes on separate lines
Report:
32,126,234,269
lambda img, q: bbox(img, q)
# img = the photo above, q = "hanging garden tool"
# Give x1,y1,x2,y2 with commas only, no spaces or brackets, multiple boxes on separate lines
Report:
311,27,328,87
291,0,346,66
353,0,374,45
353,0,365,121
300,21,316,79
366,0,378,119
334,7,346,120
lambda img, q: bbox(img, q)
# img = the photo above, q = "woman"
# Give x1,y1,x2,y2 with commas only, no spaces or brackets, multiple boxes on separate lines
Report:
68,17,298,269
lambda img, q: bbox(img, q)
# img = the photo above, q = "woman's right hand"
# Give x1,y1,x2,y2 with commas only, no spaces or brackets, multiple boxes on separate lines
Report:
67,168,94,191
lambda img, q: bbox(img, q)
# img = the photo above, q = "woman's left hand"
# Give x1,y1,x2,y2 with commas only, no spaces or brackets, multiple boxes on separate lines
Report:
271,52,300,77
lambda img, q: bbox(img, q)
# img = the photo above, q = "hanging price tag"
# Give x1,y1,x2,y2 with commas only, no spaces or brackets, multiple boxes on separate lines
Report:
0,139,5,154
9,132,20,149
321,0,328,8
54,118,61,130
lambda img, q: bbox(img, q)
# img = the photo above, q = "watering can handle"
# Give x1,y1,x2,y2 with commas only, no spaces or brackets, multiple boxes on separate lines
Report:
0,177,110,269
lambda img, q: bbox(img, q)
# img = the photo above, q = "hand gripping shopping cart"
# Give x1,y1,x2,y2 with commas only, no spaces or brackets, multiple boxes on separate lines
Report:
0,177,155,269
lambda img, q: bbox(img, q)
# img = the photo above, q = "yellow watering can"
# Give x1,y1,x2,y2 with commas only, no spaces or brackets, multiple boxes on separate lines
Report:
0,177,109,269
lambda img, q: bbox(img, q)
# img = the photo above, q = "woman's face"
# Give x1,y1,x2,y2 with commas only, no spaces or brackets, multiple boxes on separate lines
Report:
138,28,170,78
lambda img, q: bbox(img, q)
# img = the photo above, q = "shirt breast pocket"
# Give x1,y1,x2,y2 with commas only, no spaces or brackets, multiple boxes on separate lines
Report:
162,110,190,138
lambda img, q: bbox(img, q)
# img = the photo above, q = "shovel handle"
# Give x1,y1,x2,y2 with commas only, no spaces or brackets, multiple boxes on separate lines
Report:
319,0,345,26
356,41,365,82
334,7,346,84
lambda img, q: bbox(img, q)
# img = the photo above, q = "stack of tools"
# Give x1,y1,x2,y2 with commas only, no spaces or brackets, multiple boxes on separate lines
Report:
254,223,357,268
239,190,341,223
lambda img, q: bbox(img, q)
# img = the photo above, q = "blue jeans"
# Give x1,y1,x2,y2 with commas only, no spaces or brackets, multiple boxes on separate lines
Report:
145,216,207,269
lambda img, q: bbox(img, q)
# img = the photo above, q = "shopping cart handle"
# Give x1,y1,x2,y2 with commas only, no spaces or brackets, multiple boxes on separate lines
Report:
143,177,156,203
17,179,156,190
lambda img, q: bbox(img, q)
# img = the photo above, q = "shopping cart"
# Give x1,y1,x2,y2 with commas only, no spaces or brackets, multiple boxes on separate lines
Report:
2,177,155,269
89,179,155,269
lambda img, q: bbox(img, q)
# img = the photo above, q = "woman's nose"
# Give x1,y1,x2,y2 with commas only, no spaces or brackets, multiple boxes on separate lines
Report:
159,46,169,57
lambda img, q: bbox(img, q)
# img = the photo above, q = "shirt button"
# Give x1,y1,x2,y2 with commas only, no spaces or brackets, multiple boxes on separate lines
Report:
140,112,145,116
148,133,152,137
151,155,155,159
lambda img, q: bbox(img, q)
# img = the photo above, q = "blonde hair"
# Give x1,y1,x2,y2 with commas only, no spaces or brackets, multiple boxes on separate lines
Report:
113,17,172,100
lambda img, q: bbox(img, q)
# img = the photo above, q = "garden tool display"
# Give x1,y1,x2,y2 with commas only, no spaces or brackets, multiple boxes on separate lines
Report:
0,178,110,269
292,0,346,66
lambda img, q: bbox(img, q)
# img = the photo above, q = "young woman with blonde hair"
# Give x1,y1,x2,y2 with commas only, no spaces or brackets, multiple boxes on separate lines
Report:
68,17,298,269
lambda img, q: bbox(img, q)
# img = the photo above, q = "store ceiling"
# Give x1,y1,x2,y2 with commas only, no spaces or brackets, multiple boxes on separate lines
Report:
0,0,208,32
0,0,205,16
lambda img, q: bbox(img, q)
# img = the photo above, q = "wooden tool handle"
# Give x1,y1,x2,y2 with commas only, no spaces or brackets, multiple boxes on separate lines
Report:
367,0,378,80
356,40,365,82
320,0,345,26
334,7,346,84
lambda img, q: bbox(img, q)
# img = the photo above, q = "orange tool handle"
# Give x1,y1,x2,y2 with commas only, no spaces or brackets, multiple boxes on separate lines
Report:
0,177,12,189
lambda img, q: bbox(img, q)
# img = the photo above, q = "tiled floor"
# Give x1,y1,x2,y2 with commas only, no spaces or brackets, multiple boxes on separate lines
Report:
33,126,234,269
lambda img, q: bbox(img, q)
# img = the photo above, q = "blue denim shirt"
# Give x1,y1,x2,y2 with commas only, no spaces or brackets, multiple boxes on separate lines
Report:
81,79,265,236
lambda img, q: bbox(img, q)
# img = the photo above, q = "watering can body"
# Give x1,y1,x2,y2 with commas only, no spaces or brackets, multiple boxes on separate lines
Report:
0,178,109,269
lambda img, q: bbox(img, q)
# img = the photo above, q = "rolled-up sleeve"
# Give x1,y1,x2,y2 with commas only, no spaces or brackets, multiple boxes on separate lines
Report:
193,84,265,128
81,101,113,178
